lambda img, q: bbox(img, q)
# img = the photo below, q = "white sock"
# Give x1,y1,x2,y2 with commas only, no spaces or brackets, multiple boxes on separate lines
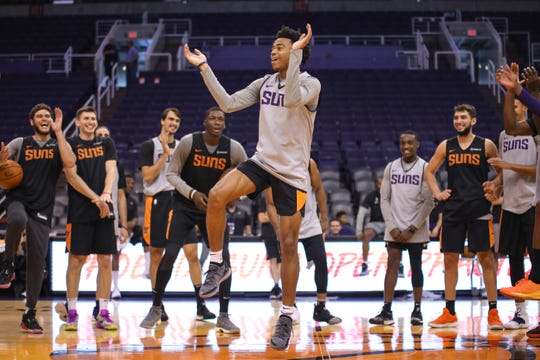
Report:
516,301,527,316
99,298,109,312
67,298,77,311
144,252,150,274
210,250,223,264
112,270,119,289
280,304,295,317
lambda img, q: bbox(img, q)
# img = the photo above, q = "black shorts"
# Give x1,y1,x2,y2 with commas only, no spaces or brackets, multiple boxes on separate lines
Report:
498,207,534,256
143,191,175,248
238,160,306,217
440,218,494,253
263,232,281,262
66,219,117,255
166,201,230,247
386,241,427,252
299,234,326,262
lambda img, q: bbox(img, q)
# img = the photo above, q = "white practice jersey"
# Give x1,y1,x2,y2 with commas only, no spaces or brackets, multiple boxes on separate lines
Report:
499,131,537,214
382,157,430,243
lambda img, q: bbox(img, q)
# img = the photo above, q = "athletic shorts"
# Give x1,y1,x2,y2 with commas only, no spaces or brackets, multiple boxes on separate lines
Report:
299,234,326,262
66,219,117,255
386,241,427,252
364,221,385,236
166,201,229,247
238,160,306,217
498,207,534,256
263,232,281,262
440,218,494,253
143,190,175,248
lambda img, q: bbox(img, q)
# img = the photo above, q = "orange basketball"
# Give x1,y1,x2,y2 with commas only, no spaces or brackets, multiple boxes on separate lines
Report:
0,160,23,190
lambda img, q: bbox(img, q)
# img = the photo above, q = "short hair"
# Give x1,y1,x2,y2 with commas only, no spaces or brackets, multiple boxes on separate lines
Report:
205,106,224,119
329,218,341,225
161,107,181,121
76,105,97,119
29,103,52,119
125,173,134,180
454,104,477,119
400,130,420,142
335,210,347,218
276,26,311,65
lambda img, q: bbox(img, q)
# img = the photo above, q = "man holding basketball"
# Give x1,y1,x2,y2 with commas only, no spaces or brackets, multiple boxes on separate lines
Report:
0,103,107,334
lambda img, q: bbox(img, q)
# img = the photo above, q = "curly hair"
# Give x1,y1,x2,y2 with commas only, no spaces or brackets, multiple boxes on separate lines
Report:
276,26,311,65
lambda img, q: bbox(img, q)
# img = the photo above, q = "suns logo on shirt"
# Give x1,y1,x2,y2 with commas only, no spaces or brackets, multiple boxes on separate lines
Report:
24,148,54,161
77,146,104,160
448,153,480,166
193,154,227,170
261,91,285,107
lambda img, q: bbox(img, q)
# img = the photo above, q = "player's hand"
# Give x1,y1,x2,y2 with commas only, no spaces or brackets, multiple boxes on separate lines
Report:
435,189,452,201
487,157,509,170
390,228,401,241
523,66,540,93
99,192,112,204
160,137,173,157
495,63,522,93
0,142,9,164
119,227,129,244
292,23,312,50
51,107,63,133
92,199,110,218
397,229,413,242
183,44,207,67
192,191,208,211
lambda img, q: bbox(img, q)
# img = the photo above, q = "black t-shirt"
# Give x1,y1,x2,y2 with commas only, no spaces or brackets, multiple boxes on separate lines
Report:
361,190,383,222
67,136,117,222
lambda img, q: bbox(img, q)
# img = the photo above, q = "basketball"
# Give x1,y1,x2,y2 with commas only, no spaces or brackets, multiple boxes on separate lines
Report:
0,160,23,190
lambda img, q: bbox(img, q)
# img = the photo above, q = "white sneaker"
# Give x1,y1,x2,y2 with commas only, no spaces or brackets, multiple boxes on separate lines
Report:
111,288,121,300
504,311,529,330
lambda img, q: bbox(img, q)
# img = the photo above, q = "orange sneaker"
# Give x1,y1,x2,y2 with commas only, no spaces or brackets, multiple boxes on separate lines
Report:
428,308,458,328
488,308,503,330
500,279,540,300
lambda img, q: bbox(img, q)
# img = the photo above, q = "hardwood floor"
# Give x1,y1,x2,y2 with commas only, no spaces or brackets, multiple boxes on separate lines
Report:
1,295,539,359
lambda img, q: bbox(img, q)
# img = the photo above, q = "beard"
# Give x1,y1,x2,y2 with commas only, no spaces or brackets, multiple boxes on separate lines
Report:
456,125,471,136
32,122,50,136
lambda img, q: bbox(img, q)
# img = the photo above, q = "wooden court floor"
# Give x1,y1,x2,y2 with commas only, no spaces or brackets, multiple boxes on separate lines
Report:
1,295,540,359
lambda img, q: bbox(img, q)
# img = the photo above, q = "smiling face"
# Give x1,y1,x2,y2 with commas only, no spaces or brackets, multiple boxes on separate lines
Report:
76,110,98,138
270,37,293,75
161,110,180,136
399,133,419,162
30,109,53,136
453,110,476,136
204,109,225,137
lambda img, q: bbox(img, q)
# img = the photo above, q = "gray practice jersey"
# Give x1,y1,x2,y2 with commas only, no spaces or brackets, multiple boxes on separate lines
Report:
498,131,537,214
380,157,434,243
199,49,321,191
141,137,179,196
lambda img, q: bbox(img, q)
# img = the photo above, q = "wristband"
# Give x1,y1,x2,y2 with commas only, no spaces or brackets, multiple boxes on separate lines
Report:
189,189,196,200
197,61,207,69
407,226,416,234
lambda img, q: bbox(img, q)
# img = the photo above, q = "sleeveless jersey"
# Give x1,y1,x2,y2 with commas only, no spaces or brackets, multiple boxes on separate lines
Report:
7,136,63,225
67,136,117,222
499,131,537,214
141,137,178,196
444,136,491,222
383,157,429,243
177,132,232,207
251,72,317,192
